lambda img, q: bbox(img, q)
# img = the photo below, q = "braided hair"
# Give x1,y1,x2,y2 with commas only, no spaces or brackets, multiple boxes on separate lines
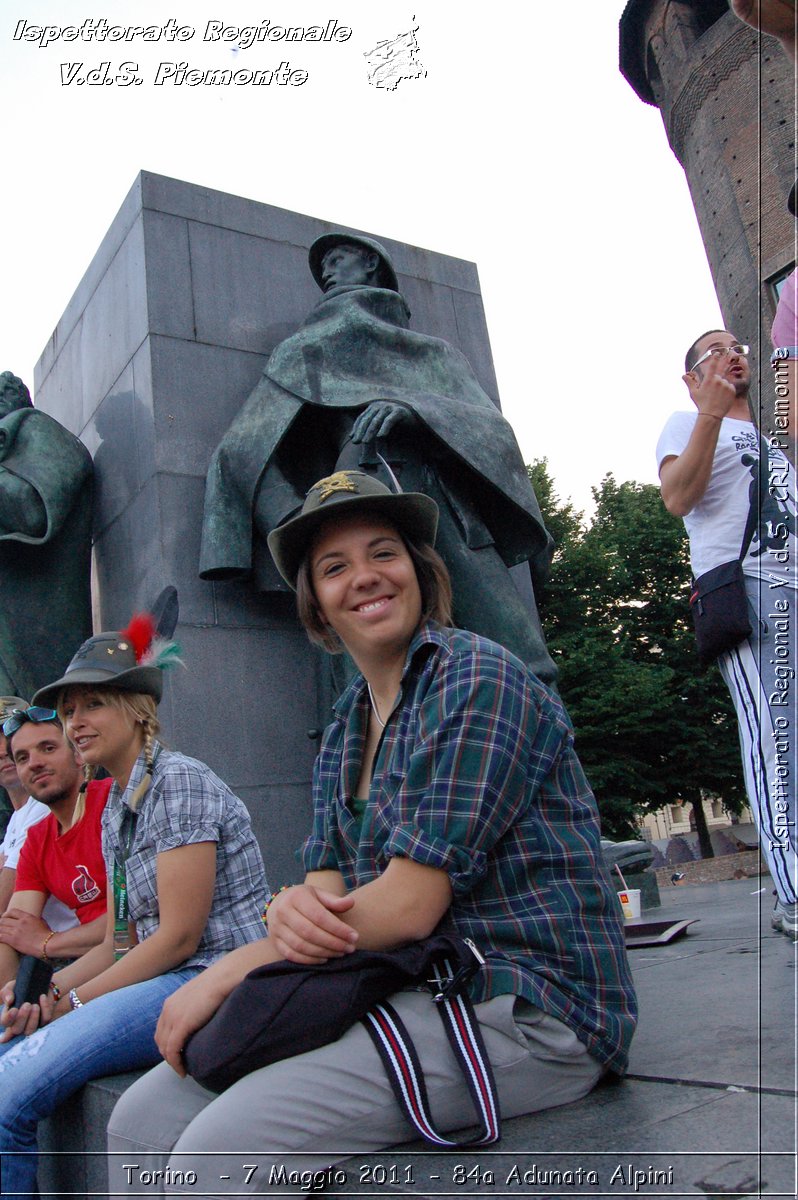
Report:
129,707,158,811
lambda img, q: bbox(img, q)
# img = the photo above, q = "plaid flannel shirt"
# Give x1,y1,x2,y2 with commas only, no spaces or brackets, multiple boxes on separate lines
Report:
302,623,637,1074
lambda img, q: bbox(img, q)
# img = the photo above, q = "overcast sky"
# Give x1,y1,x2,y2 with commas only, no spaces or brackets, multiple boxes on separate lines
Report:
1,1,727,514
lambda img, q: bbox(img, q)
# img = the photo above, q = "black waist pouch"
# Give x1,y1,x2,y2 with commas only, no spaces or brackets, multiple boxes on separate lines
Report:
183,934,501,1147
690,560,752,668
184,935,473,1092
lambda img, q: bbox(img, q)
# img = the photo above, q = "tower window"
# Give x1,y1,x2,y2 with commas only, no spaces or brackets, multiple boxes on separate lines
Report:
770,262,796,305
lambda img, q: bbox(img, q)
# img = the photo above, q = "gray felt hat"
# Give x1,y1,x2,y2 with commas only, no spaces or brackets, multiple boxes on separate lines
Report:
267,470,438,590
33,628,165,708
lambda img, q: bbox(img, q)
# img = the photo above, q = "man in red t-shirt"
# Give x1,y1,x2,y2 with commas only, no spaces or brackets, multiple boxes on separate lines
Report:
0,709,110,987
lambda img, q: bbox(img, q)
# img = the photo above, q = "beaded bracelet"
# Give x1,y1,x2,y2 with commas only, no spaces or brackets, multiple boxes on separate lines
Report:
49,980,62,1002
262,884,292,925
68,988,83,1010
41,929,56,963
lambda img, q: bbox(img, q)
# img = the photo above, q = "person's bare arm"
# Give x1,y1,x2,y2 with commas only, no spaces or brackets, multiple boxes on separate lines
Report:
155,859,451,1075
659,358,738,516
0,890,45,994
58,842,217,1006
0,908,105,960
268,858,452,959
1,843,219,1037
156,936,281,1073
0,867,17,914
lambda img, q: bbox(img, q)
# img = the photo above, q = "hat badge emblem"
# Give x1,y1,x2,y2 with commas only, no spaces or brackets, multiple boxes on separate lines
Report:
311,472,358,502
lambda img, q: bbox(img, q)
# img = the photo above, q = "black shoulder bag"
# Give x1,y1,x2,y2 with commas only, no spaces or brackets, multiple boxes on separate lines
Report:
689,487,758,669
183,934,501,1147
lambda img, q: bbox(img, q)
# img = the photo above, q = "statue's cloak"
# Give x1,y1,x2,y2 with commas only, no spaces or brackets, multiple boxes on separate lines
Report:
0,407,93,699
200,285,551,585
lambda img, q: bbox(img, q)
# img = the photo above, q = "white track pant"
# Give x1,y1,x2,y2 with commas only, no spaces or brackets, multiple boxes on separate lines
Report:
718,579,797,905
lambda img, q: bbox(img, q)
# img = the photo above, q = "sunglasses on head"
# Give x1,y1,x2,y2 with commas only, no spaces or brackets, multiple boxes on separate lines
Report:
1,707,59,737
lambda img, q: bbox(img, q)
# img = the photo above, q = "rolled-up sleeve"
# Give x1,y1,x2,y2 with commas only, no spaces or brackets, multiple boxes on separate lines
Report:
147,763,223,853
382,650,563,894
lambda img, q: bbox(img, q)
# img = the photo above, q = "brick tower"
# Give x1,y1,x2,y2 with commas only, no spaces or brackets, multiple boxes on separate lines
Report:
620,0,795,398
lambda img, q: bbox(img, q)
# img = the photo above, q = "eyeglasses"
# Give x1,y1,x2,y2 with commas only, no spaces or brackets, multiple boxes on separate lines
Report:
689,344,749,372
1,707,58,737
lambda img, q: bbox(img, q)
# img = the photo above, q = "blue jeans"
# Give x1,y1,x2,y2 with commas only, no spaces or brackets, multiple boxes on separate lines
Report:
0,967,199,1200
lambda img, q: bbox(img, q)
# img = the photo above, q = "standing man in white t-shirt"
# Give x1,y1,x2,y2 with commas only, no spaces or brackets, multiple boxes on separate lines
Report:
657,331,797,938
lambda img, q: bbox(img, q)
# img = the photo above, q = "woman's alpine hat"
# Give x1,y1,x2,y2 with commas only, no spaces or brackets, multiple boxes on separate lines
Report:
33,615,181,708
267,470,438,590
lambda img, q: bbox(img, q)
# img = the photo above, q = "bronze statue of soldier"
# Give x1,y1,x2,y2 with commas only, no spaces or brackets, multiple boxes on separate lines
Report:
200,235,556,683
0,372,93,701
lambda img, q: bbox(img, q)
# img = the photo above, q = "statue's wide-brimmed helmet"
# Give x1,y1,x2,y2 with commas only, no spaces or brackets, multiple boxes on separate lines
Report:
308,232,399,293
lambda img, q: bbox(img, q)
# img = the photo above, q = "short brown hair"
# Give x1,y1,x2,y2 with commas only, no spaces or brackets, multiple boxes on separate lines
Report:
685,329,730,374
296,531,453,654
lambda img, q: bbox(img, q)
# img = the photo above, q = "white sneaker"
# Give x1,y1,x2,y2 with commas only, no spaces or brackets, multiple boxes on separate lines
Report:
780,902,798,941
772,897,784,929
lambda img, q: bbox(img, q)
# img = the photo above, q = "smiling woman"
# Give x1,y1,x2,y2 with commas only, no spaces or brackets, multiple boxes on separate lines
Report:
61,688,151,795
106,470,637,1193
0,616,269,1200
309,518,424,682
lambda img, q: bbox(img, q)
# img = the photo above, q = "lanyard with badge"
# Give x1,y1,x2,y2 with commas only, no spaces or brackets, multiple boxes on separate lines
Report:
113,806,138,960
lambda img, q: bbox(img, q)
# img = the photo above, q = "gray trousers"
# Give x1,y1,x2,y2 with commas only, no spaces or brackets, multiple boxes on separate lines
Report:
107,991,603,1196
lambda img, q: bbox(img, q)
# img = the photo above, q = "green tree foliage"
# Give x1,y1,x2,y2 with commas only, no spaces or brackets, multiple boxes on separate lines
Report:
529,460,745,851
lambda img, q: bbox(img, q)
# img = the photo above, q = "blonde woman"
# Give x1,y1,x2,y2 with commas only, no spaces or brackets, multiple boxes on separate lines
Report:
0,616,268,1200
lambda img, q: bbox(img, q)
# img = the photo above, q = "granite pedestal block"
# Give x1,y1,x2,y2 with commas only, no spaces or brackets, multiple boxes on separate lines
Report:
33,171,502,885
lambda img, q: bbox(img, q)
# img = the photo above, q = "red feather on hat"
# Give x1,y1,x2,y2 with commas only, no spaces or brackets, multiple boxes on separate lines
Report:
121,613,155,663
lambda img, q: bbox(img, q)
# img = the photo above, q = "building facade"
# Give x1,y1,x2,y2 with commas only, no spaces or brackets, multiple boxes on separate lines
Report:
620,0,796,408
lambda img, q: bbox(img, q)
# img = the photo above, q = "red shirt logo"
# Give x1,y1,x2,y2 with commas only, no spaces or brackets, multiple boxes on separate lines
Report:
72,864,101,905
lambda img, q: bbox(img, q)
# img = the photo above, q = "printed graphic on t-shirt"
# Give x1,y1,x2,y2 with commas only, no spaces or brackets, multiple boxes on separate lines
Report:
72,864,101,905
656,412,798,581
740,446,798,564
731,430,759,454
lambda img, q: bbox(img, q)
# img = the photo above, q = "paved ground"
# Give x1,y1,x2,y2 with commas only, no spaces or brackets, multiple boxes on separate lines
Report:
40,877,796,1197
334,878,797,1200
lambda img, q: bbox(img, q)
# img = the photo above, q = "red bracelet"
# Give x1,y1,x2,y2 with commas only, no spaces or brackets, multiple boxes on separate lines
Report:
49,980,62,1001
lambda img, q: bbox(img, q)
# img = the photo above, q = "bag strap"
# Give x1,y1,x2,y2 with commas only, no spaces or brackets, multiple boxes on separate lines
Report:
361,949,500,1147
737,429,772,561
737,488,759,562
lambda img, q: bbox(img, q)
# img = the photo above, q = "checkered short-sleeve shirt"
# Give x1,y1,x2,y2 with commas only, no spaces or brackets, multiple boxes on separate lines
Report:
102,743,268,967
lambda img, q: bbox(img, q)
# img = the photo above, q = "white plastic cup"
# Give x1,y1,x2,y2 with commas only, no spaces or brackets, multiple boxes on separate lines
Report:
618,889,641,920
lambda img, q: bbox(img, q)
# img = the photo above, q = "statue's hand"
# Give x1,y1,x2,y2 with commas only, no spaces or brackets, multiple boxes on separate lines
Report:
351,402,412,445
